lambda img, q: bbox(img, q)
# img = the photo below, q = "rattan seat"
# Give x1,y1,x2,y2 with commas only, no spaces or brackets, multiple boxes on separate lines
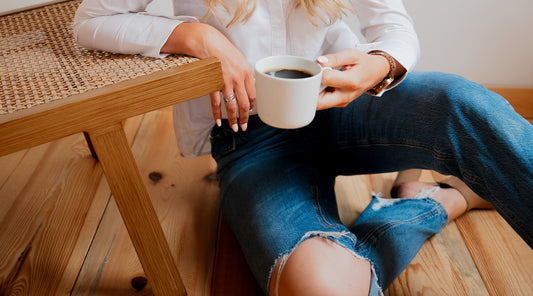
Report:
0,0,199,121
0,1,223,295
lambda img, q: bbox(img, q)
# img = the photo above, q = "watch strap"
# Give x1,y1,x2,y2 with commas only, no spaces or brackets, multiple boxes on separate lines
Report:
366,51,396,96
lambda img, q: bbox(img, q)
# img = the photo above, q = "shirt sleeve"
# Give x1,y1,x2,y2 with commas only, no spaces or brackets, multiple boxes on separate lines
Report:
72,0,198,58
349,0,420,73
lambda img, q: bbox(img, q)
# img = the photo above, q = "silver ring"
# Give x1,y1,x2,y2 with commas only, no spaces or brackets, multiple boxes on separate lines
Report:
224,93,236,104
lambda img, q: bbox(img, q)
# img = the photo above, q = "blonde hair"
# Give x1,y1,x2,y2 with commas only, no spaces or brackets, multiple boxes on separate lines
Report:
204,0,353,27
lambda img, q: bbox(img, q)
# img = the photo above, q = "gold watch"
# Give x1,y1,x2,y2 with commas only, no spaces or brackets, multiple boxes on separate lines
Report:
366,51,396,96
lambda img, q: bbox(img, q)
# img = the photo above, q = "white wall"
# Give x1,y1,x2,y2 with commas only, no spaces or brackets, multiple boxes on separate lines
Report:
3,0,532,86
404,0,533,86
344,0,533,86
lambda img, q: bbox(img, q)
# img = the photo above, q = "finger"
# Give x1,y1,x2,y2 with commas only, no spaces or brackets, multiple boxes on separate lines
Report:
317,88,362,110
210,91,222,127
234,86,250,132
244,72,256,110
223,91,239,132
317,48,363,68
317,89,343,110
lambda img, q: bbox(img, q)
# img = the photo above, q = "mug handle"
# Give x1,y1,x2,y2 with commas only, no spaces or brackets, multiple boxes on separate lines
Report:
319,66,332,92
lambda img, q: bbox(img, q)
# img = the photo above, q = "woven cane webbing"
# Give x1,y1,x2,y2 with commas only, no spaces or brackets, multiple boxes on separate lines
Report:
0,0,198,115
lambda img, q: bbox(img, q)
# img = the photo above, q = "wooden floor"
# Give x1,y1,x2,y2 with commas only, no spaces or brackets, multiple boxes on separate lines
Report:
1,106,532,295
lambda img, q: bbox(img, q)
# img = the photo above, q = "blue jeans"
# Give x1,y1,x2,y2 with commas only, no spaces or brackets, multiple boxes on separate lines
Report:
210,71,533,295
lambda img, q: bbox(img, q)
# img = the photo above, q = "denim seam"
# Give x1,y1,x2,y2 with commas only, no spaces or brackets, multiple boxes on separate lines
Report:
459,171,484,188
312,186,335,227
311,168,336,228
338,140,456,161
357,141,486,187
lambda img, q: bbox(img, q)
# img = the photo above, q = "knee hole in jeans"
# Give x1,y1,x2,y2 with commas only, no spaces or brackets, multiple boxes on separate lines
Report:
269,236,371,296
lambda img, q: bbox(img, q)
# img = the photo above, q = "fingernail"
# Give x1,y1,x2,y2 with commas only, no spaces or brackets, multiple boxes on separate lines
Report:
240,123,248,132
232,123,239,133
317,56,328,64
216,119,222,127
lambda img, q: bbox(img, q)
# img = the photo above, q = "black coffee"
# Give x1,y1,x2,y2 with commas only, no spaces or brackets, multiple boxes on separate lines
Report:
265,69,313,79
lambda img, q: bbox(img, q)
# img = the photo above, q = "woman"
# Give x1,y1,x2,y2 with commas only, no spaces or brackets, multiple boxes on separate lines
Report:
74,0,533,295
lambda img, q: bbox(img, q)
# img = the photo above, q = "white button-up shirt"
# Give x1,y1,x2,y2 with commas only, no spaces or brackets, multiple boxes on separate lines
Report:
74,0,420,157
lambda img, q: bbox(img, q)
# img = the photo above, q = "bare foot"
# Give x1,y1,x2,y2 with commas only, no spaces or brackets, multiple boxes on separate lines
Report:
437,177,493,211
395,181,467,223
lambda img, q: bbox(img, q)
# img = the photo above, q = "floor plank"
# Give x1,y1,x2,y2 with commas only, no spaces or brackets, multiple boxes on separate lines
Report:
458,211,533,296
431,171,533,296
0,115,143,295
0,135,103,295
72,108,220,295
1,108,532,295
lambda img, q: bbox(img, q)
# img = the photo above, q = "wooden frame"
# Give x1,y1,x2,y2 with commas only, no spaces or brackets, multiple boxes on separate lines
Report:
1,57,224,296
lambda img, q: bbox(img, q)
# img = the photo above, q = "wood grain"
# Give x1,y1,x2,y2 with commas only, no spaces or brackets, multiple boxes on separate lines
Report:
1,52,224,295
488,86,533,119
74,108,221,295
431,170,533,295
457,211,533,296
0,57,223,157
88,122,186,296
0,134,104,295
56,115,145,294
131,109,220,295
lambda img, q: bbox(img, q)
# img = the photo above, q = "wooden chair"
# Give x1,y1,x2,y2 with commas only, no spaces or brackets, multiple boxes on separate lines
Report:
0,1,223,295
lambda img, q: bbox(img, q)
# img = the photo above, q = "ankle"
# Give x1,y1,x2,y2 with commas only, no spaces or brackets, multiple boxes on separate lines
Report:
438,177,493,211
430,187,468,223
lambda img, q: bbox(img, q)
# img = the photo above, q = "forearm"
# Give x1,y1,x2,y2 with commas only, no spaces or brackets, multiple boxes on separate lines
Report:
73,0,194,58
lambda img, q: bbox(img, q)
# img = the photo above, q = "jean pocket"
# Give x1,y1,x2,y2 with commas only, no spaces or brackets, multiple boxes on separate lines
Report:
210,125,236,161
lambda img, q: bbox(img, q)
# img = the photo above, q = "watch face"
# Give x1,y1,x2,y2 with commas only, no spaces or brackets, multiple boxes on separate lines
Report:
367,77,394,95
373,77,392,94
384,77,394,87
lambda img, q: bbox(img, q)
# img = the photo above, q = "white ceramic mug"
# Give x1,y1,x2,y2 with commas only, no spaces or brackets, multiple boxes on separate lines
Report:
255,55,327,129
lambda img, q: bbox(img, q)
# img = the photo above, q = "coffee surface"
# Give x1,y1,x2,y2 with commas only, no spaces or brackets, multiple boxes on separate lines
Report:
265,69,313,79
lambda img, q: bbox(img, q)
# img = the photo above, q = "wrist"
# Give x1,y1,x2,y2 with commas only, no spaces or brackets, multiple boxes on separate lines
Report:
366,51,396,96
371,53,392,82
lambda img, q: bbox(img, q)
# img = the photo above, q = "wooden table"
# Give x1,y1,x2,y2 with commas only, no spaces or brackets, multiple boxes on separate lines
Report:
0,1,223,295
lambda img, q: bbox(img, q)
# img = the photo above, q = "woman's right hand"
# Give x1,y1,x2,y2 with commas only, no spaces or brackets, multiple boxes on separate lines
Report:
161,23,255,132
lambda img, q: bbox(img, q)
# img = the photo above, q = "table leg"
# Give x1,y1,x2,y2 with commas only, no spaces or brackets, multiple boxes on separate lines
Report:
87,123,186,296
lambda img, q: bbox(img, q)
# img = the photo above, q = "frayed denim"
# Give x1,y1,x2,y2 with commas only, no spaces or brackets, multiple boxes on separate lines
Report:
210,71,533,295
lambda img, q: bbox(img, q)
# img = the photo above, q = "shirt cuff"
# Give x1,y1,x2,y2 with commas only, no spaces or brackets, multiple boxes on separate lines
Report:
356,40,419,95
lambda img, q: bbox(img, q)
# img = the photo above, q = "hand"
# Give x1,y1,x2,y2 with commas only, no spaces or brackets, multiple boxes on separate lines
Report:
315,48,391,110
162,23,255,132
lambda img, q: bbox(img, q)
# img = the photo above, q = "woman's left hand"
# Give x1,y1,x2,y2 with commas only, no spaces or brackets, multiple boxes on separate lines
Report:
316,48,392,110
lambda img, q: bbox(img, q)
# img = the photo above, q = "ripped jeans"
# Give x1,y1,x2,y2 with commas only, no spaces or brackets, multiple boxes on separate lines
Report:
210,72,533,295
